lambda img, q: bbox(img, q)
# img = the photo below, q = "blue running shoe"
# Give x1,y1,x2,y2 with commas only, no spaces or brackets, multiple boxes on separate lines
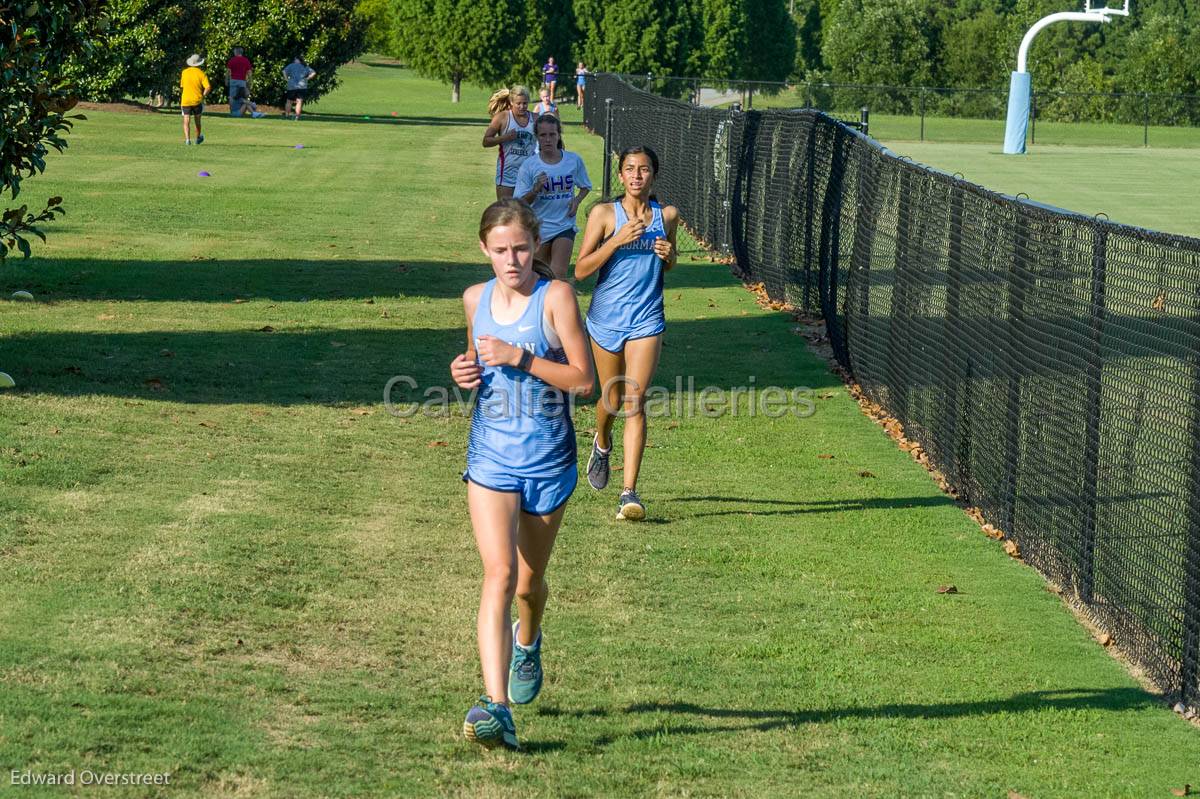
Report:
508,622,543,705
586,435,610,490
462,696,519,750
196,134,205,145
617,488,646,521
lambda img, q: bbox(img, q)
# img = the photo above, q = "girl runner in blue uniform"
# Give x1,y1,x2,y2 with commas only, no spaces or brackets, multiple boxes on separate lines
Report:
575,146,677,520
574,63,587,108
533,87,558,117
514,115,591,280
483,86,537,201
450,199,593,750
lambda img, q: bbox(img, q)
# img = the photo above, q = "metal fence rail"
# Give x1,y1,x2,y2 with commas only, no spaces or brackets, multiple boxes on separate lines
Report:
604,72,1200,146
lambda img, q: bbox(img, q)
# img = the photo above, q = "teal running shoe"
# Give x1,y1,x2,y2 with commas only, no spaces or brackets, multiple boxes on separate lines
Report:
462,695,519,750
508,622,543,705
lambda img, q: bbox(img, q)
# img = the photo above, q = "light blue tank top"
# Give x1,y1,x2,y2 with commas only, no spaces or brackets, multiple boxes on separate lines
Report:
468,278,575,476
587,200,666,332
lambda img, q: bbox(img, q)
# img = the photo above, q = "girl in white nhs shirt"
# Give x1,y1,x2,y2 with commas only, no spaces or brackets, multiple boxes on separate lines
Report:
514,114,591,280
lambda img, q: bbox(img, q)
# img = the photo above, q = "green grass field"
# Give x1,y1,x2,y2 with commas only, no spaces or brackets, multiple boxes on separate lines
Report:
1,59,1198,797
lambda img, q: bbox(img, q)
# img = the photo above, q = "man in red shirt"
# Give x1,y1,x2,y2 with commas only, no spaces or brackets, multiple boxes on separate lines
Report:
226,47,254,117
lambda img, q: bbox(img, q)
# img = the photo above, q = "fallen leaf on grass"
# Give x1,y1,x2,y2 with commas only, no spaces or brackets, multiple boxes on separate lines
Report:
198,421,217,428
96,313,115,321
982,523,1005,540
1099,632,1114,647
1170,786,1191,797
49,427,60,435
232,298,246,304
331,341,346,348
349,407,372,416
144,378,167,392
818,392,836,399
1008,792,1028,799
427,440,448,447
364,298,375,305
159,349,174,357
817,454,834,460
857,470,876,478
1003,539,1021,559
1152,291,1166,312
123,401,143,407
258,325,275,333
936,585,959,594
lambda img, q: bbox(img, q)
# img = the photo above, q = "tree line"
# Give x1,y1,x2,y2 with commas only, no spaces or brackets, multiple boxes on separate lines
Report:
367,0,1199,121
66,0,367,106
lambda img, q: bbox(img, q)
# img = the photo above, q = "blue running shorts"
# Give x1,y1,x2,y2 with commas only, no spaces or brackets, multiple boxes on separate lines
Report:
464,463,578,516
585,316,665,354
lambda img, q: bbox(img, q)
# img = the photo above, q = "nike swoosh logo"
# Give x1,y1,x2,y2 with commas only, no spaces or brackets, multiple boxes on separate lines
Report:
517,324,535,332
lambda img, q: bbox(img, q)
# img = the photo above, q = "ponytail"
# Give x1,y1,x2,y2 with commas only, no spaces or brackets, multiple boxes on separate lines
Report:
487,85,531,117
487,88,511,117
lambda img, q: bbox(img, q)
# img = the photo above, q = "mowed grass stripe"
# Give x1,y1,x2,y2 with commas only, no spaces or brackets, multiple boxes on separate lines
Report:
0,60,1197,797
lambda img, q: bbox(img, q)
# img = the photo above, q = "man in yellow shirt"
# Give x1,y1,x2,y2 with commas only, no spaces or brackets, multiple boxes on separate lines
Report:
180,54,211,145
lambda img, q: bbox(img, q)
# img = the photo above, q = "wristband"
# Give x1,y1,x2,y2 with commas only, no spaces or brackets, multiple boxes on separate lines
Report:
518,350,534,371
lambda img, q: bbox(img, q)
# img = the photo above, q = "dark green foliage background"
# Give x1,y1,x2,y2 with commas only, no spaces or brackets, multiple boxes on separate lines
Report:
66,0,366,105
0,0,104,260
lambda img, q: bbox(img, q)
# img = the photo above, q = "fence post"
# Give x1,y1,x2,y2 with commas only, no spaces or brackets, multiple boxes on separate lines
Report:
920,87,926,141
940,183,968,493
860,106,869,137
602,98,614,200
818,127,848,364
801,124,818,310
722,103,742,257
888,166,913,424
1182,294,1200,707
1144,92,1150,147
850,148,879,375
1002,210,1031,534
694,78,701,106
806,82,813,109
1078,227,1109,604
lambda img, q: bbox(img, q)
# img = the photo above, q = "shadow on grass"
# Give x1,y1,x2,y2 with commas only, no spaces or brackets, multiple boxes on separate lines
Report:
299,111,486,127
538,688,1161,745
3,256,744,302
0,314,835,405
666,494,958,516
4,258,486,302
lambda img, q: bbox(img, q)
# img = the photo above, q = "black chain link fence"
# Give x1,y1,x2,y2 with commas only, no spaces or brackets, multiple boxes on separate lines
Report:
584,72,1200,711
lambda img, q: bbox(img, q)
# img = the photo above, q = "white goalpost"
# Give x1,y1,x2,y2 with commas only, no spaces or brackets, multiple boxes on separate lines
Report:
1003,0,1130,154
